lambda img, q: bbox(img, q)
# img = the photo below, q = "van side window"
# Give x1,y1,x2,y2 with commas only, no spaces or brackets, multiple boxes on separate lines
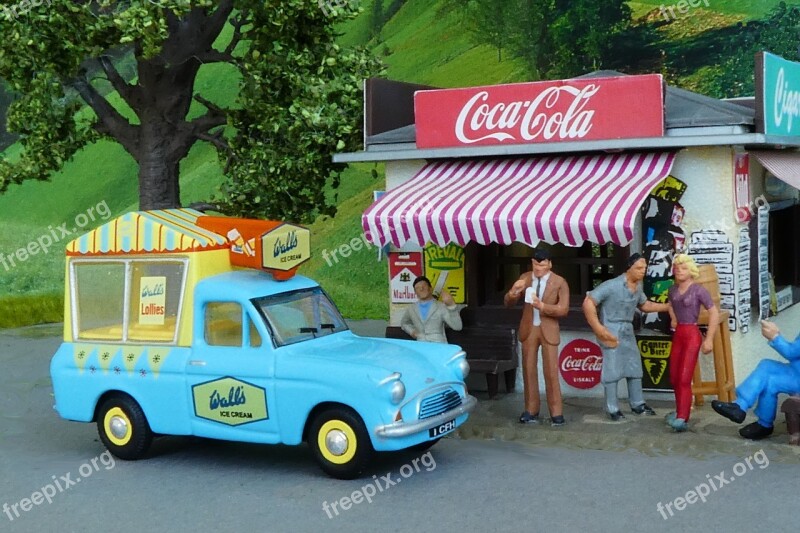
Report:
249,316,262,348
205,302,243,347
74,262,126,341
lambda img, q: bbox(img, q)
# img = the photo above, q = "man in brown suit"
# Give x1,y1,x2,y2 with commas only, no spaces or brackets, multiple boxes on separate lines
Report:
504,248,570,426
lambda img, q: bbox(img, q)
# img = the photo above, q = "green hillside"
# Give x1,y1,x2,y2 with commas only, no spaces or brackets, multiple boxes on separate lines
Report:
2,0,800,327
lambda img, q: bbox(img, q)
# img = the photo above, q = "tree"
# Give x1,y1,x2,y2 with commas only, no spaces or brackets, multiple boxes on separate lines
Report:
464,0,510,62
0,1,381,222
0,81,15,151
464,0,631,79
704,2,800,98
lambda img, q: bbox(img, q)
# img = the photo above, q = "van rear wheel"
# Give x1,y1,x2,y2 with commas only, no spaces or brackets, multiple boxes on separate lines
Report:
97,395,153,460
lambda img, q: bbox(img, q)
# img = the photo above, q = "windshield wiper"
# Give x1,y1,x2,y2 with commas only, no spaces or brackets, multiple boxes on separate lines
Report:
320,323,337,330
299,327,318,333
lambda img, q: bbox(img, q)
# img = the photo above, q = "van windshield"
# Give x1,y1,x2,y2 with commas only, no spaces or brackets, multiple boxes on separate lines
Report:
252,288,348,347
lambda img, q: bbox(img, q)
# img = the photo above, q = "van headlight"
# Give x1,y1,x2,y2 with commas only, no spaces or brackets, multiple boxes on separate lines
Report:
379,372,406,405
458,358,470,379
390,380,406,404
448,350,469,379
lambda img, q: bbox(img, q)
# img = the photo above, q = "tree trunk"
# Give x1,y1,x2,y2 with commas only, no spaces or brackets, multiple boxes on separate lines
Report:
138,125,181,210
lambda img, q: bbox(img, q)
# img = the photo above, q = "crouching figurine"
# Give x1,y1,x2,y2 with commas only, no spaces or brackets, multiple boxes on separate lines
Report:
712,320,800,440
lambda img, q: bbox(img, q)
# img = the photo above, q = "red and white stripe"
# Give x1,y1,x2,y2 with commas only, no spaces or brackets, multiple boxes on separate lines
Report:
362,152,676,248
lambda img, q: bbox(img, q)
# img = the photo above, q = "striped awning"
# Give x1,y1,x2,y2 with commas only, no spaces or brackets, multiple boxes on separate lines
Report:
363,152,676,248
751,150,800,190
67,209,228,256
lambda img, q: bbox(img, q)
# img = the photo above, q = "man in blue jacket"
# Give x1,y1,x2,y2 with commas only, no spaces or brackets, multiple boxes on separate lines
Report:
712,320,800,440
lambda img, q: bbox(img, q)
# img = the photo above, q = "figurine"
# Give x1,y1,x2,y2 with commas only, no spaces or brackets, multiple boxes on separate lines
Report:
583,253,670,420
712,320,800,440
665,254,718,432
504,248,569,426
400,276,463,343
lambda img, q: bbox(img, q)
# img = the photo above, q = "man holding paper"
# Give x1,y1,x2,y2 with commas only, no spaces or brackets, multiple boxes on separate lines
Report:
504,248,570,426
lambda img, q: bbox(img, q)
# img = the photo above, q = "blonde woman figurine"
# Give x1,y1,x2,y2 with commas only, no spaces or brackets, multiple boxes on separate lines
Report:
665,254,718,432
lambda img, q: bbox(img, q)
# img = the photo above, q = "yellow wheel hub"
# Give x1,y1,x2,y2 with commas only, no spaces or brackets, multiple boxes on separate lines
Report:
317,420,357,465
104,407,133,446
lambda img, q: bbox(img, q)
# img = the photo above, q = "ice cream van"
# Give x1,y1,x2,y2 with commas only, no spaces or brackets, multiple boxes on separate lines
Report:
49,209,475,479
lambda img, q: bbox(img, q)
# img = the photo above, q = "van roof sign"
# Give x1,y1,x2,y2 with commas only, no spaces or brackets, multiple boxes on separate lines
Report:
67,209,310,280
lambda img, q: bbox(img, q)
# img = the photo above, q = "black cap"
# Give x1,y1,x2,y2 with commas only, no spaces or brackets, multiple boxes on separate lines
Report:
532,248,551,262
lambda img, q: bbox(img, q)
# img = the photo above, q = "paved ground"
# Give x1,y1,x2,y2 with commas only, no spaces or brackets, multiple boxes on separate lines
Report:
2,322,799,532
345,319,800,463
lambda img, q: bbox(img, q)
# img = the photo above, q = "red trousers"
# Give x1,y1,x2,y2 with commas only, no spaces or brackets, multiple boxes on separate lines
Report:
670,324,702,421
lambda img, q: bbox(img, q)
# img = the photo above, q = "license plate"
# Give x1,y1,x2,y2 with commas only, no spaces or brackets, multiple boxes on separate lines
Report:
428,418,456,438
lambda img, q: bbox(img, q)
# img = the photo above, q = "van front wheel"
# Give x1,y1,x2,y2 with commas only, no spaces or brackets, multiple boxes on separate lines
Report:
309,407,373,479
97,395,153,460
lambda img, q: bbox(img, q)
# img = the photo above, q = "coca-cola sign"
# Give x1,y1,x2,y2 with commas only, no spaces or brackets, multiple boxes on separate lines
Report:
414,75,665,149
559,339,603,390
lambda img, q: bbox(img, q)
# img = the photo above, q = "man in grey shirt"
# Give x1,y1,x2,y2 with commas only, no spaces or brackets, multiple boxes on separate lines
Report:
582,254,670,421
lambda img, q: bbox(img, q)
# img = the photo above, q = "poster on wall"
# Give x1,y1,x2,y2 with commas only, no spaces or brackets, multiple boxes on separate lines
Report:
688,230,736,331
737,226,751,333
139,276,166,325
757,205,771,319
558,339,602,390
423,243,466,304
389,252,423,303
734,154,751,223
641,175,687,332
637,336,673,391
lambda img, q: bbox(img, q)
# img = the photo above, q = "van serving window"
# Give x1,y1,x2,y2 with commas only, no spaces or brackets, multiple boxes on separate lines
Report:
71,258,187,344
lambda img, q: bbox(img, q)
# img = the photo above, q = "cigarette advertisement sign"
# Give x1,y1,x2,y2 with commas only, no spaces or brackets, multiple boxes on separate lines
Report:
756,52,800,137
389,252,423,303
414,74,665,149
423,243,465,304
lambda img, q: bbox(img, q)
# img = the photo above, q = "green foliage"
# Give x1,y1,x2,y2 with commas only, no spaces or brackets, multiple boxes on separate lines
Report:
0,0,381,220
218,0,382,224
0,293,63,329
460,0,631,79
300,163,388,319
695,2,800,98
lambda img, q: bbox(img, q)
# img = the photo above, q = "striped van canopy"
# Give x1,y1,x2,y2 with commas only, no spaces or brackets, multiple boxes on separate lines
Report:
66,209,228,256
362,152,676,248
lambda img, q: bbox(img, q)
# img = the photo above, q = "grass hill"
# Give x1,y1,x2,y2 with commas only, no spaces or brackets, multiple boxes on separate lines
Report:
1,0,799,327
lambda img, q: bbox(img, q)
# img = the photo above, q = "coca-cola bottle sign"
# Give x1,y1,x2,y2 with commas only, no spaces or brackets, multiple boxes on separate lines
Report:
558,339,603,389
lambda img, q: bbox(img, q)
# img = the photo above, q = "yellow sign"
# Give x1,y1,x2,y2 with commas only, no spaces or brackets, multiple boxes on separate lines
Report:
192,377,269,426
139,276,166,325
637,338,671,386
424,243,465,304
261,224,311,271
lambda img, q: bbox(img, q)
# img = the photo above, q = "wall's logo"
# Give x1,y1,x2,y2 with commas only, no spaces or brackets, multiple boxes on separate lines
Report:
261,224,310,271
139,276,166,325
192,377,268,426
